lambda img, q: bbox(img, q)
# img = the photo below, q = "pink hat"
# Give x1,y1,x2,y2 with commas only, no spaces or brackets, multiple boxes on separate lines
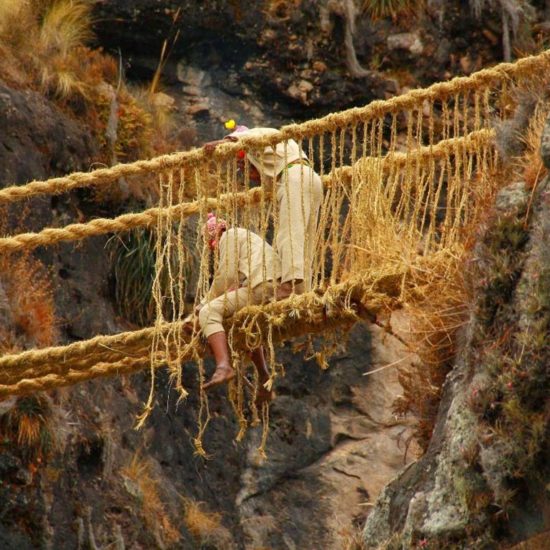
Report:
205,212,227,247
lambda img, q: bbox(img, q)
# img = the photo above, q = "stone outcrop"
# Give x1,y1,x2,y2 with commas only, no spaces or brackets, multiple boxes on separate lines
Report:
362,126,550,548
91,0,511,140
237,318,419,548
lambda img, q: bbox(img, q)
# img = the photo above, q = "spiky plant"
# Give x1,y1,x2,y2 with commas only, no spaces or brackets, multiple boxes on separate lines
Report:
38,0,93,57
110,228,157,327
362,0,418,19
1,395,55,462
110,226,191,327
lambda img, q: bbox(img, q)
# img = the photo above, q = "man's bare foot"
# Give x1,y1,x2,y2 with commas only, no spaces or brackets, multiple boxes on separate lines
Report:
203,364,235,390
276,280,305,300
255,384,274,408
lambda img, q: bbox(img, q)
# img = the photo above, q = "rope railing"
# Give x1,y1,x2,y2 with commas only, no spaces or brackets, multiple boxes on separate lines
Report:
0,50,547,204
0,270,402,397
0,130,496,253
0,50,547,451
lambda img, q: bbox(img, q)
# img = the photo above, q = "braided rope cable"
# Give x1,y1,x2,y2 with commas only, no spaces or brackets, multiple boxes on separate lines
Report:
0,131,494,254
0,356,152,397
327,128,495,186
0,187,264,253
0,270,402,393
0,51,546,204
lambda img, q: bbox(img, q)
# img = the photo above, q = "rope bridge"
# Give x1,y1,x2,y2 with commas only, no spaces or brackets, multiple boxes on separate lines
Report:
0,51,549,443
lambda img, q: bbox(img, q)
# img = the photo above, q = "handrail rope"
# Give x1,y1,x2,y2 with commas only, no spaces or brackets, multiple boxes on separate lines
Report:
328,128,495,185
0,130,495,254
0,356,152,397
0,187,264,253
0,50,546,203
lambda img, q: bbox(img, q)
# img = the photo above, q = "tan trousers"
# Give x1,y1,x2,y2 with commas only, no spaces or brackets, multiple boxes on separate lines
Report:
276,165,323,289
199,282,276,338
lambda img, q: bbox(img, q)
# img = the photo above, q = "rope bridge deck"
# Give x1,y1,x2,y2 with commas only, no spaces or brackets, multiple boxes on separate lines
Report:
0,50,548,412
0,271,404,397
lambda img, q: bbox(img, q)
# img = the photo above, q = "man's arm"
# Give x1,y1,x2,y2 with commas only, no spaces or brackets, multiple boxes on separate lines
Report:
203,136,239,154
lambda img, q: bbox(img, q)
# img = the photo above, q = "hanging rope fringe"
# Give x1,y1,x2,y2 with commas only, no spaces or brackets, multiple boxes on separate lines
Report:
0,50,547,204
0,51,549,447
0,270,400,396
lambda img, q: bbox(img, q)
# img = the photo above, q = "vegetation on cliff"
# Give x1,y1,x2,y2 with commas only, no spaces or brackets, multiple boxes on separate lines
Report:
0,2,549,549
0,0,175,203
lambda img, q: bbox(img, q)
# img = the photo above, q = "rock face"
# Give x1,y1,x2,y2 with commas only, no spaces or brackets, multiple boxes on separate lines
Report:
91,0,508,140
0,82,97,188
237,319,419,549
0,320,418,549
2,3,549,547
93,0,383,118
0,80,120,341
362,160,550,546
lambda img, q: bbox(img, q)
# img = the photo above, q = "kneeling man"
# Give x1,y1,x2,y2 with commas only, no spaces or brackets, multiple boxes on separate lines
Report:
197,213,280,404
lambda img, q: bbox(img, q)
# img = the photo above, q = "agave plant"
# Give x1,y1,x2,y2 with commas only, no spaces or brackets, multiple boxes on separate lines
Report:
110,228,157,327
109,226,192,327
362,0,418,19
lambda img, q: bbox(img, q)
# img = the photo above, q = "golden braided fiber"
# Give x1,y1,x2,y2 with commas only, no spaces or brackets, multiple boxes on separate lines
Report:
0,270,403,395
0,130,494,254
0,340,153,383
0,324,156,372
0,356,151,398
0,51,547,204
0,187,265,254
326,128,495,187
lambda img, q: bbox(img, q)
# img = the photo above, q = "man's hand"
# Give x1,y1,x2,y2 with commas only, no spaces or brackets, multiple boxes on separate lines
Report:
203,140,223,154
204,136,241,154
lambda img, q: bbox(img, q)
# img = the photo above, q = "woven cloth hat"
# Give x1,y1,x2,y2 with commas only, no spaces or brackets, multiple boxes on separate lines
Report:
205,212,227,247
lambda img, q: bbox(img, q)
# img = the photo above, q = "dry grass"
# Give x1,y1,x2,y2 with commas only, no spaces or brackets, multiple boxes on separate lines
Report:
0,0,180,193
0,0,94,98
0,243,58,351
121,454,181,545
39,0,93,56
183,498,227,546
0,0,35,51
340,523,368,550
517,103,549,189
394,254,470,449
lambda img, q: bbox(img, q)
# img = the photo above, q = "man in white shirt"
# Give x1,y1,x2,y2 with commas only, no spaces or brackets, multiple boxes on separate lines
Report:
204,124,323,299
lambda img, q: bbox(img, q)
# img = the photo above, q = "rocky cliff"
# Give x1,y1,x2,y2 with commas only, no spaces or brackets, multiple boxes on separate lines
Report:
93,0,544,141
1,1,549,549
362,121,550,549
0,23,418,548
